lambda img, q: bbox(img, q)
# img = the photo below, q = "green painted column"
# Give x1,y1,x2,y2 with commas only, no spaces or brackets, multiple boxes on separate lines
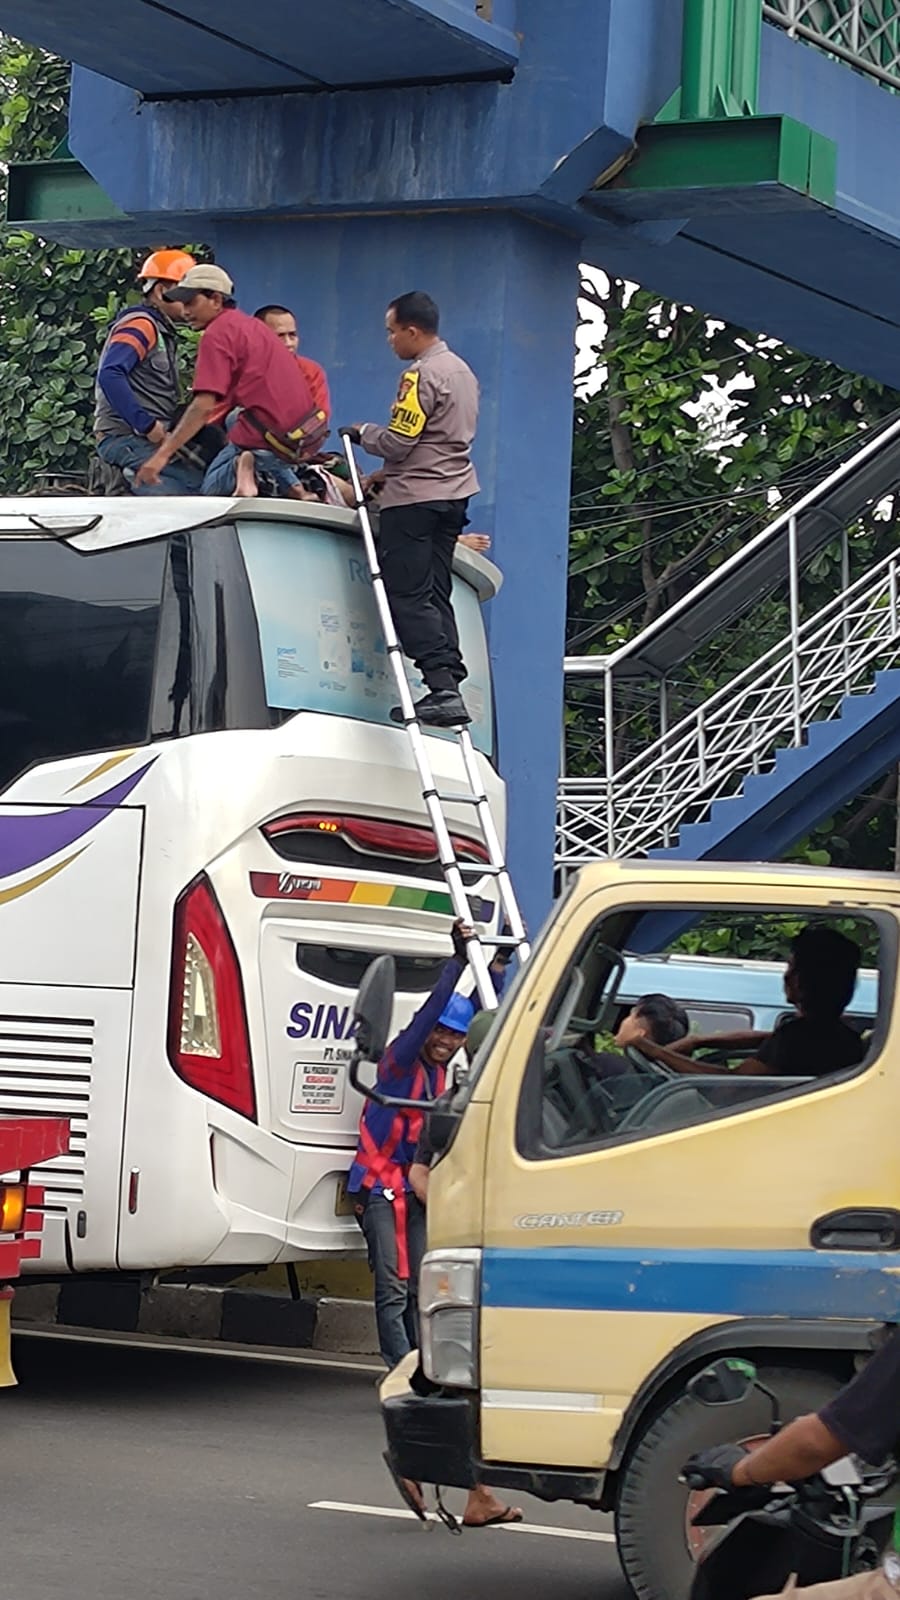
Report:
680,0,761,119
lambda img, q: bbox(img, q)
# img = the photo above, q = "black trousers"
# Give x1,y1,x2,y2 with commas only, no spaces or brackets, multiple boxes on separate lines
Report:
378,499,469,692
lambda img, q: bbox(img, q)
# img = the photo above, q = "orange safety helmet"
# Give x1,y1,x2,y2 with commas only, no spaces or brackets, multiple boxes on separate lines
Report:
137,249,196,285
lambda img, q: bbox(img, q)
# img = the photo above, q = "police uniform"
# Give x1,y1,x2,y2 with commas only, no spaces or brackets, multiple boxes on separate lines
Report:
359,339,479,696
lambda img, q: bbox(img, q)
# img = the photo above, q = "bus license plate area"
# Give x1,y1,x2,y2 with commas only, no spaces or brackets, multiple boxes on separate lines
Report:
291,1059,346,1115
335,1177,355,1217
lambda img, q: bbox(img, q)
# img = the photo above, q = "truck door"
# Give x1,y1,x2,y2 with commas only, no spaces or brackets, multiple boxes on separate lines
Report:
477,872,900,1474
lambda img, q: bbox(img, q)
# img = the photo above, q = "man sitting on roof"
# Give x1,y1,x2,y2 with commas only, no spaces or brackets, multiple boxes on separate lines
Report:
94,250,204,497
133,266,329,499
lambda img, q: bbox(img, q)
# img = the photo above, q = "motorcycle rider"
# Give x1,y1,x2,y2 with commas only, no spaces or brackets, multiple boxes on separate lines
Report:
684,1325,900,1489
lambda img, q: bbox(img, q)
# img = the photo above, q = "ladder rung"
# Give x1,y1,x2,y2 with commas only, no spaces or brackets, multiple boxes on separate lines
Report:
340,430,529,980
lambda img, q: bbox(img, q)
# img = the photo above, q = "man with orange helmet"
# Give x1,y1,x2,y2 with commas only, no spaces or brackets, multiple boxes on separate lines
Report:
94,249,203,495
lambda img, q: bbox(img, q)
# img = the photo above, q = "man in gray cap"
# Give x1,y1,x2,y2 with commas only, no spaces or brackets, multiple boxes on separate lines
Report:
134,264,328,497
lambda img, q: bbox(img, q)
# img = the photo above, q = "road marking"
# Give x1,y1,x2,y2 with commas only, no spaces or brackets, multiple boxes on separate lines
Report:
309,1501,615,1542
14,1325,381,1375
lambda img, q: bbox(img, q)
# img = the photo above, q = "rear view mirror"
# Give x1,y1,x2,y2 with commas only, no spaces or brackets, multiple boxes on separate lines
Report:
353,954,396,1063
688,1358,757,1407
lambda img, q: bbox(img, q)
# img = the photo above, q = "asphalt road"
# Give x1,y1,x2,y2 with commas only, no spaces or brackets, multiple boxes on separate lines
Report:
5,1332,628,1600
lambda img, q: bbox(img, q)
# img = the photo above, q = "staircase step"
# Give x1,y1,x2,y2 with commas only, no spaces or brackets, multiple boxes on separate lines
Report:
653,668,900,865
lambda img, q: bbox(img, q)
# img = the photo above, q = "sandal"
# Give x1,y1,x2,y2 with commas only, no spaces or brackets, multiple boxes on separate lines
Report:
382,1451,427,1522
462,1506,523,1529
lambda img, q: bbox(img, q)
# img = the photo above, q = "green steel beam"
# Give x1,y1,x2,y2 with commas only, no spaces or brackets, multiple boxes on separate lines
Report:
5,154,124,227
617,114,836,206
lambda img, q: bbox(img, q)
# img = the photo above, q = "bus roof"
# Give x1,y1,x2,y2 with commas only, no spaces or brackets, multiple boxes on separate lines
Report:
0,495,502,601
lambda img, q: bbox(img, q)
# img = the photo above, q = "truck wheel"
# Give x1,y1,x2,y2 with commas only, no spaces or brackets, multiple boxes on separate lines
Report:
615,1365,843,1600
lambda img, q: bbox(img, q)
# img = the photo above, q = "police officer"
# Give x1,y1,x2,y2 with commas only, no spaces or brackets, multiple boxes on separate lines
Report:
94,250,203,496
346,291,479,729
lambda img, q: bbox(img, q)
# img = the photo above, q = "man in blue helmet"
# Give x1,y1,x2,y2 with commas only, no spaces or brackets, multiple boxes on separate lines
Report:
348,918,480,1370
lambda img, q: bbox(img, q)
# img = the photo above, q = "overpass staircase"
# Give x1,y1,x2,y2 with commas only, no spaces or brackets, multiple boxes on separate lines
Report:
557,413,900,877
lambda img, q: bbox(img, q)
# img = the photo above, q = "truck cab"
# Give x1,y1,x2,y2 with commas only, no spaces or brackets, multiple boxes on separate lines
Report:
377,860,900,1600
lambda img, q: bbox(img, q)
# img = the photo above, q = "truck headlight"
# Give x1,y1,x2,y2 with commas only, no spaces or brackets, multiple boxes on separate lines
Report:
419,1249,481,1389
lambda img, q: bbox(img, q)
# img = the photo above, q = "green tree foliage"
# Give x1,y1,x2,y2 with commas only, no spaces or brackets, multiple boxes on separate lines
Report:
0,38,138,489
568,273,900,874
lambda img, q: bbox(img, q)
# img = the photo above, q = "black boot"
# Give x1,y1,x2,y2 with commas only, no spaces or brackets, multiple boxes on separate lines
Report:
390,689,471,727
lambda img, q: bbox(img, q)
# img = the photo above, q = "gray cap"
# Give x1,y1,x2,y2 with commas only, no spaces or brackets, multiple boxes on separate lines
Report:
163,263,234,301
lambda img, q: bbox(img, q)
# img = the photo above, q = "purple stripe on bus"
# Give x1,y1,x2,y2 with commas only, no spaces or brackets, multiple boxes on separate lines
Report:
0,760,154,881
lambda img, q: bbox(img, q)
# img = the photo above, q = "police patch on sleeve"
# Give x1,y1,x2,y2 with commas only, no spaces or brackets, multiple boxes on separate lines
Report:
388,369,427,438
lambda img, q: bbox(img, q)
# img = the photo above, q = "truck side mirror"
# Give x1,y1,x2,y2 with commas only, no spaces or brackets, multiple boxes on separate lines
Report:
353,954,396,1063
688,1358,757,1406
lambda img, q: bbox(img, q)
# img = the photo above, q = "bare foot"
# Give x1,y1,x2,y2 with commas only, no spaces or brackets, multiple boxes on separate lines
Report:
462,1484,523,1527
234,451,259,498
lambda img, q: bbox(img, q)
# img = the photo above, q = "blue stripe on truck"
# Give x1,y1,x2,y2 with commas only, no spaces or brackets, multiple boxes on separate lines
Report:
481,1246,900,1320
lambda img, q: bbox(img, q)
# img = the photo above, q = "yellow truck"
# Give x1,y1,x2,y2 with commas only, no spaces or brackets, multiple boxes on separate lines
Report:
361,860,900,1600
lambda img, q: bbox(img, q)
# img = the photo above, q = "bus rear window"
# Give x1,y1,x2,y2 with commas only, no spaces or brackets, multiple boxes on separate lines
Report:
237,520,494,757
0,539,166,791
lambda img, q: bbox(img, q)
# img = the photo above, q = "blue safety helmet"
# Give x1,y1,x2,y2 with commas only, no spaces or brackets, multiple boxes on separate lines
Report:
436,993,476,1035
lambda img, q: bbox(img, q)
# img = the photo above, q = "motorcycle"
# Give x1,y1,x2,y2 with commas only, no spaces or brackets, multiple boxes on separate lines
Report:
682,1359,896,1600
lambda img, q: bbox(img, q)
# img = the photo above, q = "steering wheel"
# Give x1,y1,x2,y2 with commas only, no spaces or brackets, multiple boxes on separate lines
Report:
623,1044,678,1081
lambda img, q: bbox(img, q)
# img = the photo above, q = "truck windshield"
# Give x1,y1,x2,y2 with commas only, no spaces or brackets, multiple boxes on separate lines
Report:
0,538,167,791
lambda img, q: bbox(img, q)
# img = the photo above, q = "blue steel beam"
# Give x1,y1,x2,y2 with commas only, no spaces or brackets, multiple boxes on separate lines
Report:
65,2,681,219
0,0,518,95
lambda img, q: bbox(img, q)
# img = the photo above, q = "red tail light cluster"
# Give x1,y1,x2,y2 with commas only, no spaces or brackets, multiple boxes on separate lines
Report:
167,875,257,1121
262,813,489,865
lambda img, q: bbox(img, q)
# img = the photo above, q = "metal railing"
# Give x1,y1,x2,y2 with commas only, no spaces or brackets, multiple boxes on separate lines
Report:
558,411,900,874
763,1,900,91
557,543,900,869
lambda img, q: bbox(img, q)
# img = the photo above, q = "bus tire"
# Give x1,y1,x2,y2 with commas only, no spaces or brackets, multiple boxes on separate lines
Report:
614,1364,843,1600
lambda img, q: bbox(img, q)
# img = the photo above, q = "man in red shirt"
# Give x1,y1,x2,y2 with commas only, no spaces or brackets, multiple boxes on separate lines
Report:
133,265,327,497
253,304,331,423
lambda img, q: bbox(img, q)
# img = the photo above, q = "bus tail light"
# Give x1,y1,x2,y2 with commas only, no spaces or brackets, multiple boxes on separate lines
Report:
263,813,490,866
0,1184,25,1234
168,875,257,1121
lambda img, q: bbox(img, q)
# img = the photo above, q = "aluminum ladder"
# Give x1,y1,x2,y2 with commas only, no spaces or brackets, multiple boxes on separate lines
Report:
340,430,530,1007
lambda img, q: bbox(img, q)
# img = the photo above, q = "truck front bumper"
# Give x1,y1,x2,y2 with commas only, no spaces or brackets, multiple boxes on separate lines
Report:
383,1388,480,1490
379,1353,607,1508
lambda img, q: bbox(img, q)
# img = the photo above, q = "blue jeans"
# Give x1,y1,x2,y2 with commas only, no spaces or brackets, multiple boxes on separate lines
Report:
96,434,203,497
359,1192,427,1369
201,443,299,497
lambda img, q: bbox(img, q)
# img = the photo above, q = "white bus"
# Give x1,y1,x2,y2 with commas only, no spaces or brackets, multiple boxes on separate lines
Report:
0,496,504,1275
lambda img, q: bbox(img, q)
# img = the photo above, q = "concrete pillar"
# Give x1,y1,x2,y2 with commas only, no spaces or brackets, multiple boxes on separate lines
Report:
213,211,579,927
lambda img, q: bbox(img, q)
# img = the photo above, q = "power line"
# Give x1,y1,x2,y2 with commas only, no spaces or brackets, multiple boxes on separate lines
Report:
568,428,865,526
569,404,885,517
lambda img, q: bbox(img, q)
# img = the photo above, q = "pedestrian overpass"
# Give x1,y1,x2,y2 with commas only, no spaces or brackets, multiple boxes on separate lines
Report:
6,1,900,917
557,412,900,875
